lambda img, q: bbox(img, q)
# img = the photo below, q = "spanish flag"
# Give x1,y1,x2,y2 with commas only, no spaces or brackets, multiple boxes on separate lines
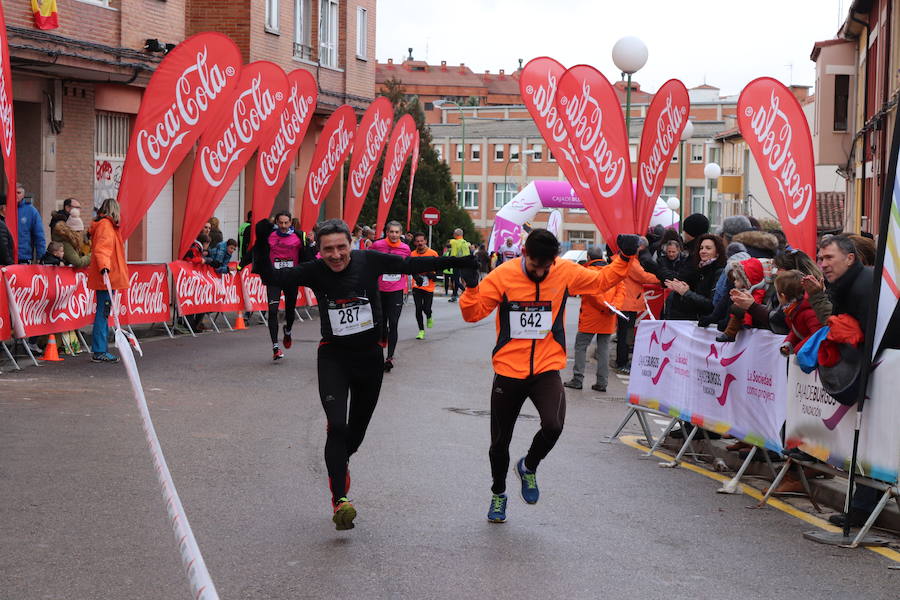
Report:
32,0,58,30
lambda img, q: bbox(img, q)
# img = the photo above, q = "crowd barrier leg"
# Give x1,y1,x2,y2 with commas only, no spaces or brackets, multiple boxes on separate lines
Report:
76,330,89,352
659,424,699,468
219,313,234,331
717,446,757,494
181,316,197,337
206,314,221,334
258,311,268,326
294,308,303,322
162,322,175,338
639,417,678,459
757,458,793,508
602,406,649,444
17,339,41,367
303,307,313,319
1,341,21,370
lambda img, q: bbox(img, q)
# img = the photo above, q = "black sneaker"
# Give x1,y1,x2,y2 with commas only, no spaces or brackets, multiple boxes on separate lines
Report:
591,384,607,393
563,379,582,390
91,352,119,363
383,358,393,372
827,511,870,528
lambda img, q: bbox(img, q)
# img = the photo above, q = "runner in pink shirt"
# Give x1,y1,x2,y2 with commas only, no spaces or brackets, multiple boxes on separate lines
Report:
369,220,411,371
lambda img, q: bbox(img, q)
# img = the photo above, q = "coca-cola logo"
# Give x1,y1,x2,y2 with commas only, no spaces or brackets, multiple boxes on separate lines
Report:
200,74,278,187
0,37,13,158
48,271,94,323
7,273,51,326
175,267,239,308
128,271,167,315
558,79,627,199
307,116,353,206
259,83,313,187
639,94,686,198
136,47,233,176
744,90,814,225
349,110,392,199
381,126,415,204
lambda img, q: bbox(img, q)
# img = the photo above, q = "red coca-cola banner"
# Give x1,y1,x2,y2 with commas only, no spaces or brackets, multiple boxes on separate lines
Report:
3,265,95,337
169,261,243,316
344,96,394,229
635,79,689,233
240,269,267,312
117,264,170,326
738,77,817,255
520,57,613,246
377,113,416,235
0,268,11,340
252,69,317,230
0,3,18,260
406,131,420,230
300,104,356,233
180,61,290,256
556,64,634,247
119,33,242,240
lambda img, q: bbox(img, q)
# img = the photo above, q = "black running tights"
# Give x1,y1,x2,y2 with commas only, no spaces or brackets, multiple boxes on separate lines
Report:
380,290,404,359
267,284,298,345
412,288,433,330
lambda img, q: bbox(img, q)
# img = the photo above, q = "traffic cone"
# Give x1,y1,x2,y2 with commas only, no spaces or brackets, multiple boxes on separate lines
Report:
43,334,63,362
234,312,247,330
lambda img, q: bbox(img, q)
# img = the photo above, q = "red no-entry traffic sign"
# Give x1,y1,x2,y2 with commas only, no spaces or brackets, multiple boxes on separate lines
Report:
422,207,441,226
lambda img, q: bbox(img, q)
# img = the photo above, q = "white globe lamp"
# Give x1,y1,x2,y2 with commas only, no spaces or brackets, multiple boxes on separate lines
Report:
704,162,722,180
681,119,694,141
666,197,680,211
612,36,648,74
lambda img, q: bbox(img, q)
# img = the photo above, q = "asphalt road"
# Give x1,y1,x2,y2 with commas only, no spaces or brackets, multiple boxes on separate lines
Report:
1,294,897,599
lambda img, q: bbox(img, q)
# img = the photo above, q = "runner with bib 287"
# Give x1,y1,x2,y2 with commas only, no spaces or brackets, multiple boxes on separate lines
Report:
252,218,476,531
458,229,642,523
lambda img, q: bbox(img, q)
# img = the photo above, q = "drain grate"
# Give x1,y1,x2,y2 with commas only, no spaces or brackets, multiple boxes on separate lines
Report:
444,407,538,420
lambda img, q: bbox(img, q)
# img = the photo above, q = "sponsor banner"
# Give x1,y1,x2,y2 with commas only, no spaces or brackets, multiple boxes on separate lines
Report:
180,61,290,256
0,267,10,339
168,261,242,316
240,269,268,312
785,351,900,483
627,320,787,451
117,264,170,326
519,57,612,246
635,79,689,232
0,2,19,260
556,64,634,248
3,265,96,337
119,33,242,240
738,78,817,255
343,96,393,229
300,104,356,233
642,284,668,320
406,131,420,231
376,113,416,235
252,68,317,232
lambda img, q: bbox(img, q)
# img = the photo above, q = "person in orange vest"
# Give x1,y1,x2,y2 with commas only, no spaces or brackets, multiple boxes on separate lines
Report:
410,231,438,339
564,246,619,392
86,197,130,363
613,237,659,375
458,229,641,523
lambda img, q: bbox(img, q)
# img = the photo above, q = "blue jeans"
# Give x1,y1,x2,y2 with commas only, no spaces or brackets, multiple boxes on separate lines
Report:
92,290,111,354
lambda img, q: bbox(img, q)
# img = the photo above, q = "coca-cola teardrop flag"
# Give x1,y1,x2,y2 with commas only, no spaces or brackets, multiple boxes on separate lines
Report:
635,79,689,233
376,114,416,235
299,104,356,233
251,68,317,229
556,64,634,246
406,131,420,230
738,77,817,255
343,96,394,228
0,3,18,260
179,61,290,256
119,32,242,240
519,58,613,247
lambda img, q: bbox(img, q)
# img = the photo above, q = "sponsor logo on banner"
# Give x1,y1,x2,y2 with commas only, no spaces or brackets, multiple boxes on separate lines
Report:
300,104,357,233
344,96,393,228
0,2,18,260
119,33,242,241
0,35,12,159
240,269,268,312
119,265,170,325
738,78,817,255
376,113,416,234
635,80,689,232
170,262,242,316
3,266,96,336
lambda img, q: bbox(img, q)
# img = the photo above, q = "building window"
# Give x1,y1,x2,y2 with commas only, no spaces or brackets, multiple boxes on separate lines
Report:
471,144,481,161
568,230,595,244
294,0,312,59
510,144,520,161
319,0,339,68
434,145,444,162
494,144,504,161
457,182,479,209
691,186,706,214
707,146,720,166
834,74,849,132
456,144,464,161
356,7,367,59
661,186,677,199
265,0,279,32
690,144,704,163
531,144,542,161
671,149,679,163
494,183,517,209
548,148,556,162
95,111,130,157
629,144,637,161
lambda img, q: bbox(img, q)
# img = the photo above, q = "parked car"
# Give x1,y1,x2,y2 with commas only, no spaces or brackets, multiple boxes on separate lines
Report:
561,249,588,265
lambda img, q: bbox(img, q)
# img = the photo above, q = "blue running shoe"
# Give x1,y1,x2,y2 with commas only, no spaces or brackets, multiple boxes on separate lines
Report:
487,494,507,523
516,457,539,504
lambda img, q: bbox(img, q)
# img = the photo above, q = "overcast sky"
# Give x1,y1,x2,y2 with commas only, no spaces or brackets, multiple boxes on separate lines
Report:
376,0,847,97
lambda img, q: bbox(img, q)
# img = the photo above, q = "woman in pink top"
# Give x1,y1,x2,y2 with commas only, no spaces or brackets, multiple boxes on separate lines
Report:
370,220,411,371
267,212,306,360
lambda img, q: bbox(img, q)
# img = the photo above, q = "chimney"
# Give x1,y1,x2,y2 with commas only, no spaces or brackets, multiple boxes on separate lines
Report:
483,69,491,81
441,60,447,71
499,69,505,79
518,58,523,70
459,62,466,73
789,84,810,103
408,47,414,60
387,58,394,69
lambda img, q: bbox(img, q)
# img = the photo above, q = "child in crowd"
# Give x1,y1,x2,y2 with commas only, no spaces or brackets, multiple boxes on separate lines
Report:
40,241,65,266
776,269,823,355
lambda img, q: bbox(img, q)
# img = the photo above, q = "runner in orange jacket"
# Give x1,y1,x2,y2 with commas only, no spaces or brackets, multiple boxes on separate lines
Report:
458,229,641,523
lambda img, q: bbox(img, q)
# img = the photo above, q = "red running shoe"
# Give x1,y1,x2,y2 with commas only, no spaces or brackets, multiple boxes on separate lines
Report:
273,346,284,361
283,328,292,349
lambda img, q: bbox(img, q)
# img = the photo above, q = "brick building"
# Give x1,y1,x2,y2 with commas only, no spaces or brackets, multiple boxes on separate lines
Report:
5,0,376,262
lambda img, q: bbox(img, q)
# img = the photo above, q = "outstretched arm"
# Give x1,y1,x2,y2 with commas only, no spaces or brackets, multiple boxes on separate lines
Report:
371,251,476,275
459,271,502,322
251,220,318,288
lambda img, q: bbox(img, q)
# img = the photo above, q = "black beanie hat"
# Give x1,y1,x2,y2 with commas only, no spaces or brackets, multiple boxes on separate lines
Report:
683,213,710,238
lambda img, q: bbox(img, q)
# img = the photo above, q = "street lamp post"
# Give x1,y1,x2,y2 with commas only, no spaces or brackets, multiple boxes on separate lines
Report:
678,119,693,230
612,36,648,147
704,162,721,227
434,99,466,207
666,196,680,229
